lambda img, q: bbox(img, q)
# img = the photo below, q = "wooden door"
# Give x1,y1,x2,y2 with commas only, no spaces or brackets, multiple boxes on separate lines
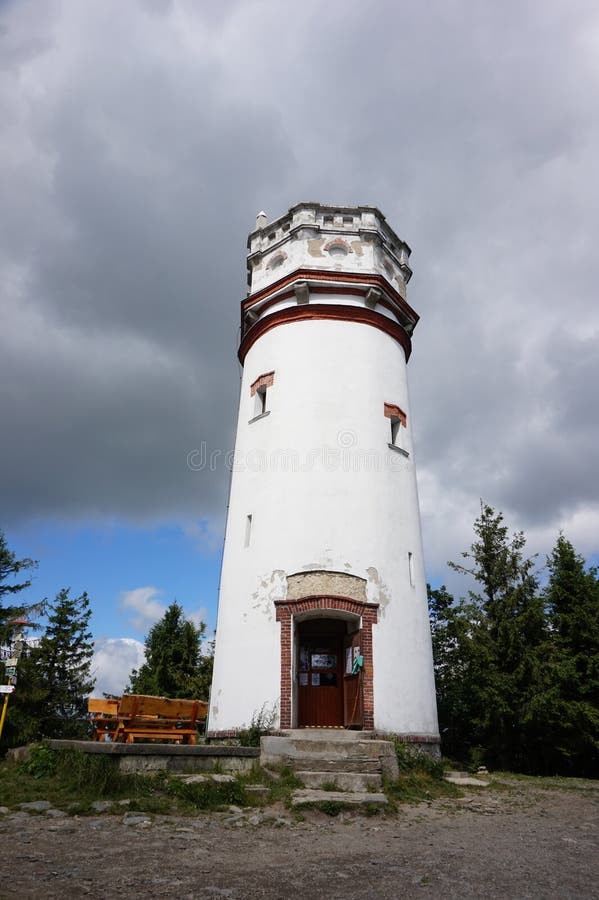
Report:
343,630,363,728
297,629,343,727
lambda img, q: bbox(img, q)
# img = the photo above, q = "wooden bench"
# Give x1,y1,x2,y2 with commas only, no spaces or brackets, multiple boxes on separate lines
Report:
115,694,208,744
88,697,121,741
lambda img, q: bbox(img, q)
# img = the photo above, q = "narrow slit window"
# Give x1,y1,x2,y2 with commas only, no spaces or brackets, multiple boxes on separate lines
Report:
408,552,415,587
250,371,275,422
244,514,252,548
384,402,409,456
255,386,267,417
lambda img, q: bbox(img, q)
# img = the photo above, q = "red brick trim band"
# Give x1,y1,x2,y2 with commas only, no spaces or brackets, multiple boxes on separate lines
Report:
384,403,407,427
250,371,275,396
239,304,412,364
274,595,379,731
243,267,418,324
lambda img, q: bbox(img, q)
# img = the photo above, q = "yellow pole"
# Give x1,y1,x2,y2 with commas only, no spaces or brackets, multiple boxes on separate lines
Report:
0,693,9,742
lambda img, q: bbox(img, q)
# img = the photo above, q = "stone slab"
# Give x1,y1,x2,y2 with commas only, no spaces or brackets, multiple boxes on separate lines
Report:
47,739,258,774
281,729,375,741
444,773,490,787
291,789,388,807
296,771,382,791
48,740,258,758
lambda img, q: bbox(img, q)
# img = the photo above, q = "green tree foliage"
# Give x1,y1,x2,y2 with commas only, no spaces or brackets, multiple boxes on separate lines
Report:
532,535,599,776
430,503,547,772
128,602,213,700
0,529,41,641
430,505,599,776
3,589,95,746
36,589,96,737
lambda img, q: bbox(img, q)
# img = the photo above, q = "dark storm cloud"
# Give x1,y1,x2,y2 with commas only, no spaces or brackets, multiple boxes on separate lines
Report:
1,0,597,566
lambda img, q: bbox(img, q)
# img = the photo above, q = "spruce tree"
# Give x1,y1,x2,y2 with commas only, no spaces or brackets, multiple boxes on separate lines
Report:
0,529,41,641
2,588,95,745
445,503,547,770
35,589,96,738
537,535,599,776
128,602,213,699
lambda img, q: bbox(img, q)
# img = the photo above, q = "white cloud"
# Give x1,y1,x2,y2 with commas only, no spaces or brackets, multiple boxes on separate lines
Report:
91,637,145,696
1,0,598,574
120,586,165,631
187,606,210,630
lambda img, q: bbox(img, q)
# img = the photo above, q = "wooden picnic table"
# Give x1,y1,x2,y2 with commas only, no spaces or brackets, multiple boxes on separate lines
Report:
88,694,208,744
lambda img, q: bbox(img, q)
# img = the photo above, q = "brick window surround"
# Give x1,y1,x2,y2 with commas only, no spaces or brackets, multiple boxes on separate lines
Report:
274,595,379,731
250,371,275,396
384,402,407,427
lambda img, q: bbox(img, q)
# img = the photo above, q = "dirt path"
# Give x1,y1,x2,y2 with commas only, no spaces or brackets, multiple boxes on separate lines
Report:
1,780,598,899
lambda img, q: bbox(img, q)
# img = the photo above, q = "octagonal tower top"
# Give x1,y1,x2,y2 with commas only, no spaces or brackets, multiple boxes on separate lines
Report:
246,202,412,299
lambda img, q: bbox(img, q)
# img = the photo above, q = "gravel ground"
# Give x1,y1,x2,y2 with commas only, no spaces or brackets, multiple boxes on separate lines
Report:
1,778,598,899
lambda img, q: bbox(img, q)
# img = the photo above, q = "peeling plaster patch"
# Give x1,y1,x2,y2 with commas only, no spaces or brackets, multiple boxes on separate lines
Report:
249,569,286,620
307,238,325,257
366,566,392,612
350,240,363,257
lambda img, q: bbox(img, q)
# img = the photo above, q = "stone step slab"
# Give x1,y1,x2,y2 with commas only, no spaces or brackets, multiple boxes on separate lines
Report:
444,772,490,787
264,737,393,758
281,729,376,742
280,755,382,774
296,771,382,791
291,789,388,808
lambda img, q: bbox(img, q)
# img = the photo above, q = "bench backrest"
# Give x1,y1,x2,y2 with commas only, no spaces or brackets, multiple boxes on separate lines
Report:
118,694,208,723
88,698,119,716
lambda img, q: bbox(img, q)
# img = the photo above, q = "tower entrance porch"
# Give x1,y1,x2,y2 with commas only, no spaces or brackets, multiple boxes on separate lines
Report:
274,595,379,730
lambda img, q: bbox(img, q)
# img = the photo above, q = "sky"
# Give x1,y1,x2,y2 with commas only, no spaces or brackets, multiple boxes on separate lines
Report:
2,0,598,695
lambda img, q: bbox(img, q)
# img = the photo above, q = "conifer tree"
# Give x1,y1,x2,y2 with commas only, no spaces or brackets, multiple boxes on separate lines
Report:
536,535,599,776
128,602,213,699
34,589,95,738
0,529,41,641
443,503,547,769
3,588,95,745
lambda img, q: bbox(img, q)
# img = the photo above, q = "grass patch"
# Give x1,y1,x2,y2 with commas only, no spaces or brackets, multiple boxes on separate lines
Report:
0,745,313,816
312,800,343,816
384,739,461,804
0,744,163,811
488,772,599,793
320,781,339,792
385,771,460,803
165,776,246,811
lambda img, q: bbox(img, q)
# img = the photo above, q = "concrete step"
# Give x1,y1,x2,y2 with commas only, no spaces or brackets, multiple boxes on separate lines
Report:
291,788,388,808
262,735,392,760
282,729,375,741
296,771,382,791
261,735,399,779
284,756,382,774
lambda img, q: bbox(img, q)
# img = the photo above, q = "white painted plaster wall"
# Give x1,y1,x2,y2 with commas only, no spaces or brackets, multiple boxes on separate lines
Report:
209,314,438,736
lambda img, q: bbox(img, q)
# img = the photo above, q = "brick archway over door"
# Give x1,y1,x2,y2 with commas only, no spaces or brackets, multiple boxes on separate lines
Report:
274,595,379,730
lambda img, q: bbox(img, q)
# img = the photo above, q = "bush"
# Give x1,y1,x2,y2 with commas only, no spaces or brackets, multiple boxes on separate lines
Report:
392,739,445,779
238,702,278,747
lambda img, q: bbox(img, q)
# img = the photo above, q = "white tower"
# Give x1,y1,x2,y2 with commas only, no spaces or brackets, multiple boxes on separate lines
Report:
208,203,439,748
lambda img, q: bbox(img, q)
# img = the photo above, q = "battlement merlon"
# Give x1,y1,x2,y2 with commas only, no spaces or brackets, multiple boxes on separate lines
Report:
246,203,413,300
